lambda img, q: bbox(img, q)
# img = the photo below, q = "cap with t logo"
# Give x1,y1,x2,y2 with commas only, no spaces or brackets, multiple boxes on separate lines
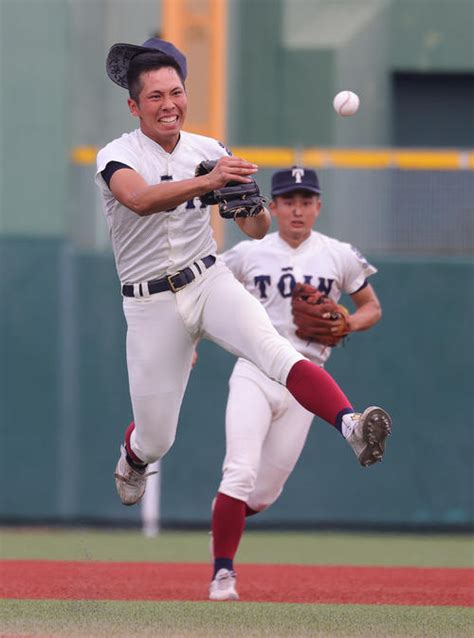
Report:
271,166,321,197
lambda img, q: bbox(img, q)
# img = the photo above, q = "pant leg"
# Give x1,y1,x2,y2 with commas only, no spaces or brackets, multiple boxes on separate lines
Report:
200,263,305,385
218,360,273,501
123,293,195,464
247,395,314,513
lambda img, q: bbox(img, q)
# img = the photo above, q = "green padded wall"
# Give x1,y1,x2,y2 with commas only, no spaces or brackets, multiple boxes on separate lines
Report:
0,0,69,236
2,241,472,529
1,0,473,529
162,259,474,528
391,0,474,71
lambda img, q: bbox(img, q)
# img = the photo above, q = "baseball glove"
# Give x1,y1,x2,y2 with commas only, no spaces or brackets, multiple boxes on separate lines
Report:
291,282,350,347
195,160,266,219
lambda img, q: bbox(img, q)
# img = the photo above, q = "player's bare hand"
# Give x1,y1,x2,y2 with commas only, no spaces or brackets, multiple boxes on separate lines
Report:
207,157,258,189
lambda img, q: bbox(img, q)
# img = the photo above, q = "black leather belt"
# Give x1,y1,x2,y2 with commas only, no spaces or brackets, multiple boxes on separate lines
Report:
122,255,216,297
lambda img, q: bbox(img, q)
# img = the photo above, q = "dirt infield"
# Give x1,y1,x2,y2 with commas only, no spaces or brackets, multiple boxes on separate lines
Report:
1,560,472,606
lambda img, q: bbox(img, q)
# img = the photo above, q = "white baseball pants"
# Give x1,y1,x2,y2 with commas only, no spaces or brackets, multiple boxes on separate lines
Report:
218,358,314,511
123,260,304,464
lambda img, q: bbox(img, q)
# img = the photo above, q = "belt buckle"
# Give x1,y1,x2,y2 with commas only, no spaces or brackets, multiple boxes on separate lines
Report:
167,272,186,293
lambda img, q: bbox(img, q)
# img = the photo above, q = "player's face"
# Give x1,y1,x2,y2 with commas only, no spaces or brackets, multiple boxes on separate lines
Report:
128,67,187,152
270,191,321,247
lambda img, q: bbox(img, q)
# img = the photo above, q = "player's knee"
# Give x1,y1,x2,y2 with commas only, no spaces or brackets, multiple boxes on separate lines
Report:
247,498,273,513
221,463,258,500
136,432,176,464
247,487,283,513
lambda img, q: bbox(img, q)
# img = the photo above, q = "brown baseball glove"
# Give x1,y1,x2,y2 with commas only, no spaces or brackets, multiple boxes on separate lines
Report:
291,283,351,347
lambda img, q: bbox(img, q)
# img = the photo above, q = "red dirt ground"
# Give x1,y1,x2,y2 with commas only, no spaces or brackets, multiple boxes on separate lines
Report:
1,561,472,606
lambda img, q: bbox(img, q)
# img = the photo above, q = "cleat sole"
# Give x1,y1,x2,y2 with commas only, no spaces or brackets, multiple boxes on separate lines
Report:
358,407,392,467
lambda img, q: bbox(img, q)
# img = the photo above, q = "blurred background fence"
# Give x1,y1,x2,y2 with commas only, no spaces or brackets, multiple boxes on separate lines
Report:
1,0,473,530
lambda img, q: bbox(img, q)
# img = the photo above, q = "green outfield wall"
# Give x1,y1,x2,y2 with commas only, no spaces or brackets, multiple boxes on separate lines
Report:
228,0,474,147
1,0,473,528
1,241,472,529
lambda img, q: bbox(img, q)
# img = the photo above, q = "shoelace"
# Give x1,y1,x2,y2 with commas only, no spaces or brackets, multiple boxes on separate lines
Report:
114,468,158,484
216,571,237,583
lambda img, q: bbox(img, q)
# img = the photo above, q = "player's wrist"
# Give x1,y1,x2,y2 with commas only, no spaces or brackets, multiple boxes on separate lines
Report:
194,173,213,197
345,315,354,333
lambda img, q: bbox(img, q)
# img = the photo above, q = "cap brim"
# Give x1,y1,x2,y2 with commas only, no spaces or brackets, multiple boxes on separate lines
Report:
106,43,180,89
106,43,150,88
272,185,321,196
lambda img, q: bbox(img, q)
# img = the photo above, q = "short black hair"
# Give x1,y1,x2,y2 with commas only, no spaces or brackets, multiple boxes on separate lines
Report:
127,52,185,102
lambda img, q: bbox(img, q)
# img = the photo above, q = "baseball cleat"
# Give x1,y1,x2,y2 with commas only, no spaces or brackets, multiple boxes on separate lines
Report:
114,445,157,506
343,407,392,467
209,568,239,601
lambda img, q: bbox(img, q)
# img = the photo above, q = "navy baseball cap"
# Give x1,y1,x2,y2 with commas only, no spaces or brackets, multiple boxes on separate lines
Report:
271,166,321,197
106,37,187,88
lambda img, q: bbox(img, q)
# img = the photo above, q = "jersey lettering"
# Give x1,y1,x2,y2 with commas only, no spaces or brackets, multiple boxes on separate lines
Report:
253,271,333,299
160,176,205,212
186,197,206,210
254,275,271,298
160,175,176,212
277,272,296,297
317,277,334,295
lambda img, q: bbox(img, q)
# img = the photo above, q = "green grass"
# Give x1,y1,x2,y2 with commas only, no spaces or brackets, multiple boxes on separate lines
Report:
1,600,473,638
1,528,473,566
1,528,472,637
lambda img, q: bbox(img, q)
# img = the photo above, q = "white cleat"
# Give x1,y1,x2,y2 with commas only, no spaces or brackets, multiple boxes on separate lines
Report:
343,406,392,467
114,445,157,506
209,568,239,601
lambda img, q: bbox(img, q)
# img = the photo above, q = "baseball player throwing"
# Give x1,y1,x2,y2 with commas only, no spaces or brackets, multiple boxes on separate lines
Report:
94,39,391,563
208,167,388,601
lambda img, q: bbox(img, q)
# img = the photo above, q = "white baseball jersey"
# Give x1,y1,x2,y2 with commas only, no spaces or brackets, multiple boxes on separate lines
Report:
221,230,377,365
94,128,305,468
95,128,229,284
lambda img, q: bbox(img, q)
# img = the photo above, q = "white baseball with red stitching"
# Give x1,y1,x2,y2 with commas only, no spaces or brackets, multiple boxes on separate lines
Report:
333,90,360,116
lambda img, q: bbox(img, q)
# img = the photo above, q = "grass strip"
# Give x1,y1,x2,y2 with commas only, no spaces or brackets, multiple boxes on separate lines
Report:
1,529,473,567
1,599,473,638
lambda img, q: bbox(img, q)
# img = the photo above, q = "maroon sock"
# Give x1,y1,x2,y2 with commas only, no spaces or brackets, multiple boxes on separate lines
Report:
245,505,258,517
124,422,145,465
212,492,246,560
286,360,353,426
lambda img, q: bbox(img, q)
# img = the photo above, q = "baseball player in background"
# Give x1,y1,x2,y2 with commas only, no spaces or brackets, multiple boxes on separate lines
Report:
94,38,391,560
208,167,387,601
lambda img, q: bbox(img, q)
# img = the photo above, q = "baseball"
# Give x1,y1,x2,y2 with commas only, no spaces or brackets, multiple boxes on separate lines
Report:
333,91,360,116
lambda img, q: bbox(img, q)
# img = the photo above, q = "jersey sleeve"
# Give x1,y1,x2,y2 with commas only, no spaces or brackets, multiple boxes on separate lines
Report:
204,138,232,162
340,243,378,294
95,140,141,186
219,241,249,282
101,161,133,188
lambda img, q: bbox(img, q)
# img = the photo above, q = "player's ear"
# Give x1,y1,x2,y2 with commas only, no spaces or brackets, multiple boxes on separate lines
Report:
269,200,277,217
128,97,140,117
314,196,322,219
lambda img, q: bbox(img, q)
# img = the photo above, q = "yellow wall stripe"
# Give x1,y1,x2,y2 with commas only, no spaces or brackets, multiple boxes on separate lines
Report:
392,150,461,170
231,147,296,167
232,148,474,171
71,146,97,165
71,146,474,170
